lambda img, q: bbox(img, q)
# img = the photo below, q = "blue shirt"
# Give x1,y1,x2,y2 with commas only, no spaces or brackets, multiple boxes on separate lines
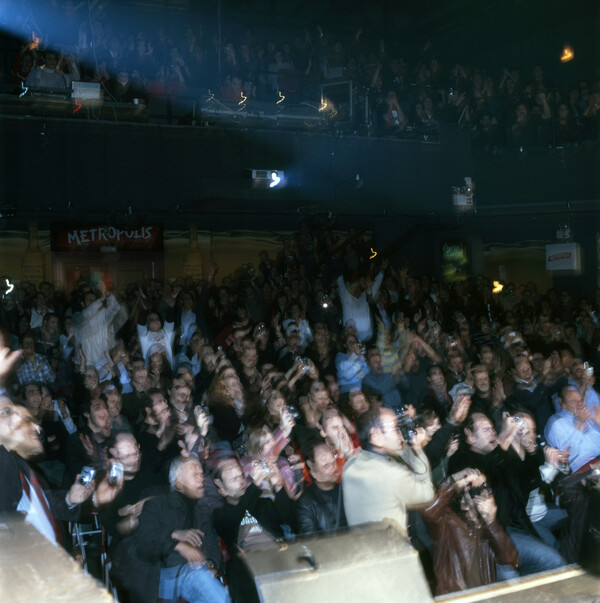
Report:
362,370,403,410
335,352,369,394
544,409,600,472
552,379,600,413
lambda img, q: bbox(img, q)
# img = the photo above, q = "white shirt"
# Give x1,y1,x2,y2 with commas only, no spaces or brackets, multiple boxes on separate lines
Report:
17,475,57,546
337,272,384,342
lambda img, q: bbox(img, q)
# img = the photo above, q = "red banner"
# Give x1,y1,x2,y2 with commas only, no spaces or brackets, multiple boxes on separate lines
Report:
51,223,163,252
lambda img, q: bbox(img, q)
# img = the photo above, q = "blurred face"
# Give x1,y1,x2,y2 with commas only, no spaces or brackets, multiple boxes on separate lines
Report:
513,359,533,382
286,332,299,349
106,390,122,417
201,347,217,372
147,313,161,332
345,336,360,355
45,53,58,70
45,315,59,333
309,445,339,486
466,414,497,454
560,350,573,370
177,369,194,388
572,361,587,383
448,355,464,373
519,415,537,445
268,392,285,419
23,385,42,417
473,369,490,394
373,408,403,454
150,391,170,423
368,350,382,372
87,398,111,433
22,337,35,358
516,104,528,120
425,417,441,437
310,383,331,412
326,377,339,401
241,345,258,369
222,368,240,392
130,359,146,379
0,398,43,459
322,414,347,444
40,387,53,413
111,434,141,477
216,460,247,500
350,391,369,415
428,368,446,390
150,352,164,370
190,331,204,352
176,460,205,500
84,369,99,390
561,389,585,417
170,378,191,407
258,427,275,455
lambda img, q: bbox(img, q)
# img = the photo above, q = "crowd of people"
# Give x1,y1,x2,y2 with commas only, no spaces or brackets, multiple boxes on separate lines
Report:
0,221,599,601
4,0,600,143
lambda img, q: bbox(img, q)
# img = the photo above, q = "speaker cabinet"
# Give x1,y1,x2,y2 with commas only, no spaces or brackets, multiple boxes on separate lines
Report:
241,520,432,603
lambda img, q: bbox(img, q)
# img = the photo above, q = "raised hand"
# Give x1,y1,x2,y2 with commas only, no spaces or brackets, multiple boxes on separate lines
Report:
0,347,22,383
474,493,497,525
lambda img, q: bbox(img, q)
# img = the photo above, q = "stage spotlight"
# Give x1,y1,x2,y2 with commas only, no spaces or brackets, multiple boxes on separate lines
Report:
250,169,286,189
270,171,281,188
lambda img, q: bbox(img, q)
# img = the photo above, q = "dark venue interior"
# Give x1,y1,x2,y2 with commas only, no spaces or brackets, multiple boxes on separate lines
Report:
0,0,599,601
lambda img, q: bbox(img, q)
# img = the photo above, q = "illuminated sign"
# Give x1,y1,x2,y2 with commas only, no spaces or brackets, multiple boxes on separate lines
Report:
441,239,469,283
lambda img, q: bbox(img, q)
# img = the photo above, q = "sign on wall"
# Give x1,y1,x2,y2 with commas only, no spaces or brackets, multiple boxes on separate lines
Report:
441,239,469,283
545,243,581,271
51,223,163,252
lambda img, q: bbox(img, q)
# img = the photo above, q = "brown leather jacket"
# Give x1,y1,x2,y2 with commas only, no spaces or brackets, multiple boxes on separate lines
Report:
421,481,520,595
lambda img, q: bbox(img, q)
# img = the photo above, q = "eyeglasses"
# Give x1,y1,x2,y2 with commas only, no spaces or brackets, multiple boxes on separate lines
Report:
118,449,141,461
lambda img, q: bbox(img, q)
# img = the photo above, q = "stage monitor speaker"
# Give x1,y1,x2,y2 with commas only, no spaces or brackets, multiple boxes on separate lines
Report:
0,513,113,602
241,520,432,603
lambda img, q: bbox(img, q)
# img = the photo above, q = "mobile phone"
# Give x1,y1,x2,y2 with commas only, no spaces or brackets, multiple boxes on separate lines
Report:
79,466,96,486
108,462,124,486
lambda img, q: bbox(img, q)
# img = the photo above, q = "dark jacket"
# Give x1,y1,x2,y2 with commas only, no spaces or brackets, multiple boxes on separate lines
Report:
510,381,555,434
421,481,520,595
213,482,291,555
0,446,80,535
448,445,542,535
295,482,347,535
122,489,221,603
213,483,292,603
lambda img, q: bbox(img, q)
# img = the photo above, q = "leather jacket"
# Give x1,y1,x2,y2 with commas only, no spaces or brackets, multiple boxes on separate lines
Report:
421,481,519,595
295,483,347,535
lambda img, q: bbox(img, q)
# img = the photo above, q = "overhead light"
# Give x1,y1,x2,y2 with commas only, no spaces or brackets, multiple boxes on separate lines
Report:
270,171,281,188
250,169,286,189
560,45,574,63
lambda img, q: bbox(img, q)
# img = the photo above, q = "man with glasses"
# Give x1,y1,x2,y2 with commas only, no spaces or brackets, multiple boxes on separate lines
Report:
100,431,166,598
342,407,434,537
100,431,155,542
